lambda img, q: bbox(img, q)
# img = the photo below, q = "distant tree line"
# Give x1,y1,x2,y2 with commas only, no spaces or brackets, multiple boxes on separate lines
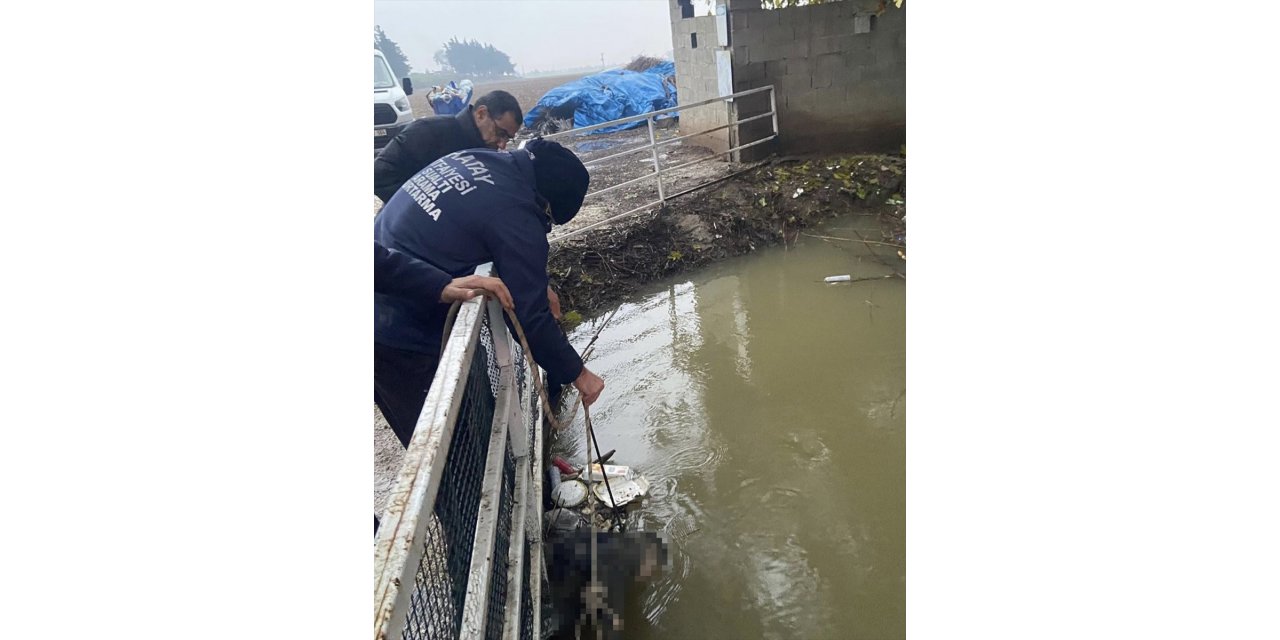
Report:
433,38,516,78
374,27,520,80
375,26,412,79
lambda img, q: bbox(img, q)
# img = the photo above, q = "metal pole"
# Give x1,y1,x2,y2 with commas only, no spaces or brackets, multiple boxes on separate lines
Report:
728,99,740,164
769,87,779,138
646,116,666,203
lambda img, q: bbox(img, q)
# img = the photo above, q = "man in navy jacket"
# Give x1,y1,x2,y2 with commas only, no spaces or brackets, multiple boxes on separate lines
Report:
373,139,604,447
374,241,512,310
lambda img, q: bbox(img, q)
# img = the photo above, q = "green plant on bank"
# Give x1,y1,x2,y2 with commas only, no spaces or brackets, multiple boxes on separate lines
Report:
767,154,908,202
560,310,583,330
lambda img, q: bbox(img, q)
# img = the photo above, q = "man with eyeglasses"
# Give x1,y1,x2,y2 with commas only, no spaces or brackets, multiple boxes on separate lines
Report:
376,89,569,322
374,90,522,205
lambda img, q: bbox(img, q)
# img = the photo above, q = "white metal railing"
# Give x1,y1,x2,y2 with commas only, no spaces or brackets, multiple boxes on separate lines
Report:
373,263,543,640
525,85,778,244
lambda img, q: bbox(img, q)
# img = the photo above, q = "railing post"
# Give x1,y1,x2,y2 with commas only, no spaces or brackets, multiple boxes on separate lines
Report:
769,86,779,139
729,98,740,164
646,116,665,204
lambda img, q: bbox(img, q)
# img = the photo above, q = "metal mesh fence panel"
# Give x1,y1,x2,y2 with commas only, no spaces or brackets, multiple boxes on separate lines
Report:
400,516,455,640
397,526,455,636
526,375,539,464
513,340,527,402
479,316,501,399
520,536,534,640
400,341,497,640
378,291,544,640
484,450,517,640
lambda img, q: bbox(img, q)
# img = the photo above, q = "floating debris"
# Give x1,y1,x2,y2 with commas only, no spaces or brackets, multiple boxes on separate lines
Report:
586,463,631,480
592,476,650,508
552,479,590,508
545,454,652,529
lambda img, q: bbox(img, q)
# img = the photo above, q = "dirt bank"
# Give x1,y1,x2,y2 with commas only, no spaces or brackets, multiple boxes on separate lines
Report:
548,152,906,323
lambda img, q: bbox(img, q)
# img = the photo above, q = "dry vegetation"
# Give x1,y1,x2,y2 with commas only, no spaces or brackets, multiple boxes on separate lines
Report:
548,153,906,321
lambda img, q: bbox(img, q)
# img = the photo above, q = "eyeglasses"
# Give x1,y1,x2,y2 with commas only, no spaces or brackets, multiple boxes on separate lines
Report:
495,122,517,143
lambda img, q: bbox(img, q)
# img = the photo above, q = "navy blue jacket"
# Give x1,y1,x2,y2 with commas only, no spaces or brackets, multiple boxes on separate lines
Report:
374,107,485,204
374,242,451,301
373,148,584,385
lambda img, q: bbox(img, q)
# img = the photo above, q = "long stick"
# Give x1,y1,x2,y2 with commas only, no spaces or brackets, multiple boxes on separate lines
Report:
560,306,623,428
579,305,622,362
801,232,903,248
586,407,598,617
583,402,623,532
850,227,896,269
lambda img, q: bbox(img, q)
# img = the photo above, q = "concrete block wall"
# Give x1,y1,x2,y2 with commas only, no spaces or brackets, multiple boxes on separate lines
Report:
669,3,732,153
731,0,906,157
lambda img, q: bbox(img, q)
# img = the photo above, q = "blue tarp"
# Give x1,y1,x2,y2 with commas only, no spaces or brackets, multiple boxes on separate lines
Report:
523,62,677,135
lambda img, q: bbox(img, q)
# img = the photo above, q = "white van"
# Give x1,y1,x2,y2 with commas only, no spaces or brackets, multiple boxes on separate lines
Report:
374,49,414,155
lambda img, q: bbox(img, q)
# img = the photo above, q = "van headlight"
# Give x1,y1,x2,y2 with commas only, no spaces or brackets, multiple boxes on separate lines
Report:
394,97,410,112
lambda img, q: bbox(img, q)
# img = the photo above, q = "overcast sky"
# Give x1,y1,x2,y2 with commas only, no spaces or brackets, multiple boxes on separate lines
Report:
374,0,712,74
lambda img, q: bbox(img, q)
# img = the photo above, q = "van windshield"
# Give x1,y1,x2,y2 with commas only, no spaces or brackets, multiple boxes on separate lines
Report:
374,54,396,90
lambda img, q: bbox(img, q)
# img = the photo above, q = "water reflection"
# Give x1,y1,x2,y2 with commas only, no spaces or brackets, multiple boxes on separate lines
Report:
691,275,756,383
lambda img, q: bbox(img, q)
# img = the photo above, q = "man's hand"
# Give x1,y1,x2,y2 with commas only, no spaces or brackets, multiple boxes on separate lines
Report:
573,366,605,407
440,275,514,310
547,285,563,320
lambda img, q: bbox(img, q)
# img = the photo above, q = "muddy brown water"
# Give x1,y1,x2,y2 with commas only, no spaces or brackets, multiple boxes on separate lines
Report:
552,212,905,639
